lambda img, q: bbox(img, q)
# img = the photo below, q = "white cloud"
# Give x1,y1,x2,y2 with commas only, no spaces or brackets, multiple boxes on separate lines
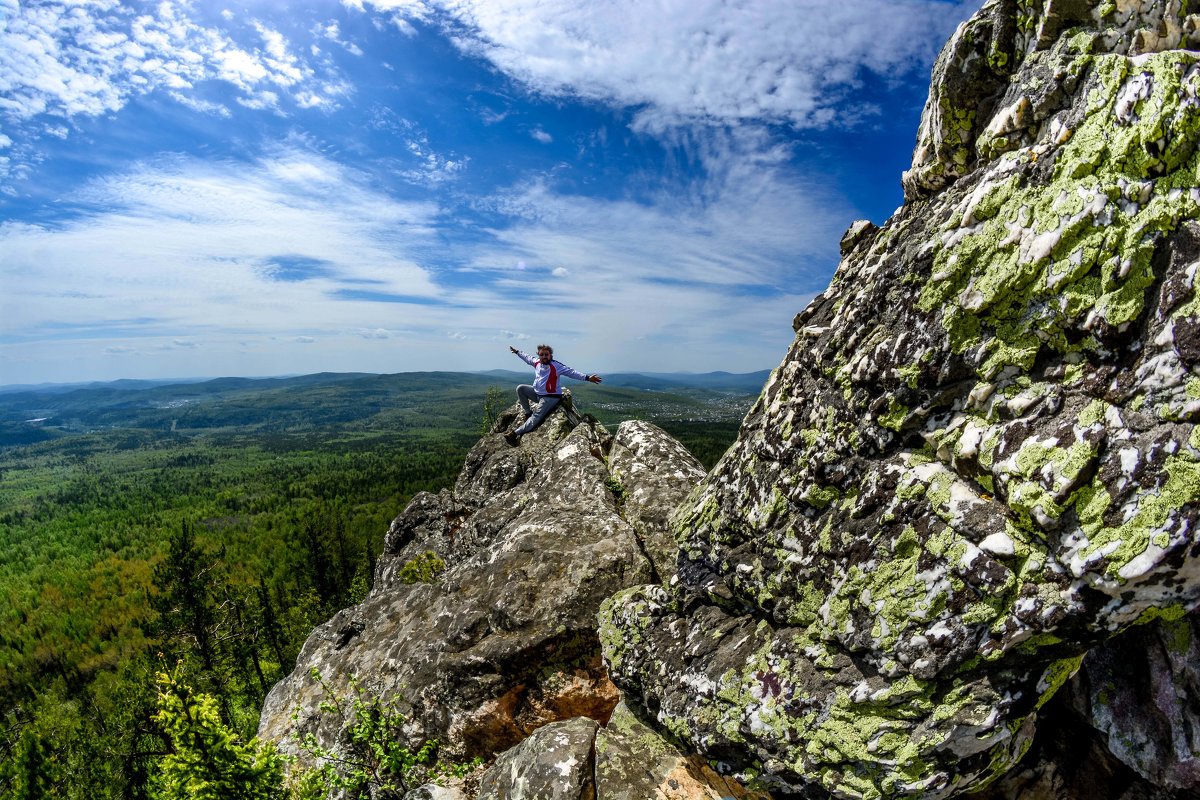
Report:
236,90,280,111
360,328,392,339
344,0,427,35
0,0,342,164
169,92,231,117
480,107,508,125
531,127,552,144
374,114,470,185
317,19,366,55
295,336,317,343
1,128,842,382
355,0,979,131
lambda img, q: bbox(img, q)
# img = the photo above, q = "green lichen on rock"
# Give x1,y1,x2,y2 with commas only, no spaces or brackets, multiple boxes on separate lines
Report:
1076,447,1200,581
599,3,1200,799
922,50,1200,379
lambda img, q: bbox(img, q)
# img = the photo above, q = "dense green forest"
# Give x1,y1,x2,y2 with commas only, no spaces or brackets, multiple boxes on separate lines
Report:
0,372,754,798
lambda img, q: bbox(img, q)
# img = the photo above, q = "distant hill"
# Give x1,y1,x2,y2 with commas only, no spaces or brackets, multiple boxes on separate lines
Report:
2,370,770,397
0,370,763,448
605,370,770,393
0,377,208,395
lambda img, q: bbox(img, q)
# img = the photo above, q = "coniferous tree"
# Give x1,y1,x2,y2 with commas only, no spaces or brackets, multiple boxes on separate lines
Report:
11,730,53,800
149,669,285,800
256,582,287,671
153,521,221,674
298,513,335,609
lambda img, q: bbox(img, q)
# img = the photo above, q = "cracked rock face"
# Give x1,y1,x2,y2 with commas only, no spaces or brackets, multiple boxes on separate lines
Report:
601,2,1200,798
257,409,703,768
595,701,772,800
472,703,770,800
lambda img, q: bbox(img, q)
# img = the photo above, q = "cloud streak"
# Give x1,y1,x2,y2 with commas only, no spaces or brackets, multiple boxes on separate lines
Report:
0,146,441,344
354,0,978,131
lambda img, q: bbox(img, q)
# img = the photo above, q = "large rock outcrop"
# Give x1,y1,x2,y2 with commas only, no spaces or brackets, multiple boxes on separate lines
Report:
601,2,1200,798
257,410,707,768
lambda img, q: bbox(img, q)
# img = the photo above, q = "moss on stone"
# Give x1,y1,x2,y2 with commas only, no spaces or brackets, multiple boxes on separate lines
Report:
879,399,910,431
1076,449,1200,581
800,484,840,509
920,50,1200,381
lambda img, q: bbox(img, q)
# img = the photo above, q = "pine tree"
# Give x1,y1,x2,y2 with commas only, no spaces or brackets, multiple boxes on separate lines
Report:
149,669,285,800
152,521,220,675
12,730,53,800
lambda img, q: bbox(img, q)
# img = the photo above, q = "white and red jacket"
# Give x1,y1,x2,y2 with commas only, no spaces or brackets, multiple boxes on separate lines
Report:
514,349,589,396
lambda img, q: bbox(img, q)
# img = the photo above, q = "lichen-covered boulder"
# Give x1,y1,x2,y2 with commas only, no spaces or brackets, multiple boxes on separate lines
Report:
258,408,704,769
601,2,1200,798
903,0,1200,200
476,717,599,800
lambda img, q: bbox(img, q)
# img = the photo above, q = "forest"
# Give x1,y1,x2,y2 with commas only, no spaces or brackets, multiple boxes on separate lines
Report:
0,371,754,798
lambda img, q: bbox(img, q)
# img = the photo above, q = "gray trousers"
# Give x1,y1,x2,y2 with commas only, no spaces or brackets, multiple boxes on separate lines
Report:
514,384,560,435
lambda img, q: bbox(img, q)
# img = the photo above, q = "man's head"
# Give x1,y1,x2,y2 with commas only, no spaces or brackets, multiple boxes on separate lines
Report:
536,344,553,363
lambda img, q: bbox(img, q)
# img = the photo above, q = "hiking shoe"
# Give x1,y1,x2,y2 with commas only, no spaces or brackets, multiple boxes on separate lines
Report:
504,431,521,447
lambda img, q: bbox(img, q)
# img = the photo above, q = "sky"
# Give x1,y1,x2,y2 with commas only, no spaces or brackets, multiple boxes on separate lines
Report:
0,0,983,386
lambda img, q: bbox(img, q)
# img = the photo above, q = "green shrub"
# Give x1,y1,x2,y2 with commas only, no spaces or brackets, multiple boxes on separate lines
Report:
293,670,480,798
604,475,627,507
399,551,446,584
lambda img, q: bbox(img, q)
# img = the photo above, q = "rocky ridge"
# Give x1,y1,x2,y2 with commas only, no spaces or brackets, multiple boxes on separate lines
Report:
600,1,1200,798
257,407,765,797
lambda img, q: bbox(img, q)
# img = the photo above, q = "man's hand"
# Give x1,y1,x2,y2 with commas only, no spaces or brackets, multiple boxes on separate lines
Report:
587,374,602,384
509,346,519,354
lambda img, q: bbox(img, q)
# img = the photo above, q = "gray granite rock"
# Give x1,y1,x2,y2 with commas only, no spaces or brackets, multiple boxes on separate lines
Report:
403,785,468,800
476,717,599,800
607,420,707,582
595,701,771,800
1066,610,1200,790
258,404,704,780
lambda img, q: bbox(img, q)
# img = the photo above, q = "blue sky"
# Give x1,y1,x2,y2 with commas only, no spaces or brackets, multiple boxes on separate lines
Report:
0,0,982,385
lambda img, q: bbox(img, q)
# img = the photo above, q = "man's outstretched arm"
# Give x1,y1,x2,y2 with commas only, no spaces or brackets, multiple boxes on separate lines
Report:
509,345,537,366
555,361,602,384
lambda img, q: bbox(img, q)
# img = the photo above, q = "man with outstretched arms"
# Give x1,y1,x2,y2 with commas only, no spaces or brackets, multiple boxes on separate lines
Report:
505,343,601,445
